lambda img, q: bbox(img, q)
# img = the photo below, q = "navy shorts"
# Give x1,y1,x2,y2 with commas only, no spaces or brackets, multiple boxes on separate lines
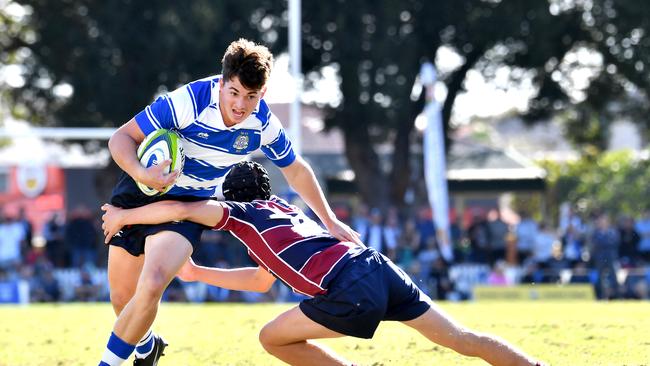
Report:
108,172,209,257
299,248,431,339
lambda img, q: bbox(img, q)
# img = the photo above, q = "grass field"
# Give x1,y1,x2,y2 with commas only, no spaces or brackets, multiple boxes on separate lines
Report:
0,301,649,365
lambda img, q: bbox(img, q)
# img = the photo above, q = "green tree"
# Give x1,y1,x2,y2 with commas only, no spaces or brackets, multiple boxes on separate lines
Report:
540,150,650,219
527,1,650,151
299,0,586,207
3,0,284,126
5,0,650,210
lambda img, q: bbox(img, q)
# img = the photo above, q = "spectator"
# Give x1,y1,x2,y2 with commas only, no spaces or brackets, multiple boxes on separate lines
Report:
487,260,509,286
635,209,650,263
562,221,584,266
417,235,441,280
620,270,648,300
0,211,27,270
516,211,538,264
351,203,371,244
163,277,188,302
16,207,33,258
531,222,555,267
43,212,67,267
618,216,640,268
364,208,385,253
449,216,467,262
64,205,99,268
568,261,594,284
590,213,621,299
543,242,570,283
74,268,101,301
467,212,489,264
382,207,401,260
24,237,47,265
396,218,420,271
429,257,452,300
486,208,508,265
415,206,436,252
31,264,61,302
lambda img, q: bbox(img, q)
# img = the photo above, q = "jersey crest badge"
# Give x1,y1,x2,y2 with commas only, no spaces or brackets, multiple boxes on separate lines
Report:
233,133,249,150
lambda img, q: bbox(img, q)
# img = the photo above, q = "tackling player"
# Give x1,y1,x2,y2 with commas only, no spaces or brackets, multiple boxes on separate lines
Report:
99,39,359,366
101,162,545,366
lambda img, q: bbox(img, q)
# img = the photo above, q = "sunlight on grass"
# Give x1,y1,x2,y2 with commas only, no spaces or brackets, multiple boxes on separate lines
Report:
0,301,648,365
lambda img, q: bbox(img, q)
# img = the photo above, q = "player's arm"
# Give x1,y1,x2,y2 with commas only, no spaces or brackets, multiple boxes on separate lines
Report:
280,156,362,244
177,258,276,293
101,200,224,243
108,118,177,191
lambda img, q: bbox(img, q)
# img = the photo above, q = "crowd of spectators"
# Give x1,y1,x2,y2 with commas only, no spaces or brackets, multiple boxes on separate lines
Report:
1,199,650,303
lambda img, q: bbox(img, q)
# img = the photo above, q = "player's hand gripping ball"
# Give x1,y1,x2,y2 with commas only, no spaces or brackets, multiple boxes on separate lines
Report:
136,129,184,196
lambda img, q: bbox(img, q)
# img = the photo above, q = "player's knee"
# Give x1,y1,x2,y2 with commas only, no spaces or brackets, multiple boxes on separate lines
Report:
258,323,280,351
110,288,134,313
137,269,170,300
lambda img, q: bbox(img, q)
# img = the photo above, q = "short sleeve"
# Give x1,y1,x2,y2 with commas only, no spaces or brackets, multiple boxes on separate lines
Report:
260,113,296,167
134,78,215,134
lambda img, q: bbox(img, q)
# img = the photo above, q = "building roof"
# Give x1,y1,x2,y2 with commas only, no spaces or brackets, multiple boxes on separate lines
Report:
446,139,547,192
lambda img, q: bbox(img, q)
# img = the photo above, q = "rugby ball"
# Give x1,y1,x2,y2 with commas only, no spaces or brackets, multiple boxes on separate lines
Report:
136,129,184,196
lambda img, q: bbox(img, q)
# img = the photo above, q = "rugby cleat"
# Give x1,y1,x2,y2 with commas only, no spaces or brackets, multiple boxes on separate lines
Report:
133,335,167,366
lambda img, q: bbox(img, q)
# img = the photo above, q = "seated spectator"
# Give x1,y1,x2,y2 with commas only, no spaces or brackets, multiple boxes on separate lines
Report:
487,260,509,286
621,271,648,299
427,257,452,300
24,237,47,266
542,242,570,283
75,268,100,302
31,265,60,302
164,277,188,302
65,205,99,268
568,261,594,284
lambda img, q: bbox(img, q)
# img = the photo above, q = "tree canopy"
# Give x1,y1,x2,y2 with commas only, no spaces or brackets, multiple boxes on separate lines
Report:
2,0,650,208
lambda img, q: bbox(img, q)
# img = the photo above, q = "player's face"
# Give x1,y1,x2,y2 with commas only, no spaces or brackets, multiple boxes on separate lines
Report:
219,77,266,127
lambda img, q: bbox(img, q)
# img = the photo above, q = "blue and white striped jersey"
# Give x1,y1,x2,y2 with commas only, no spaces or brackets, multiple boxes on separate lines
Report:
133,75,296,198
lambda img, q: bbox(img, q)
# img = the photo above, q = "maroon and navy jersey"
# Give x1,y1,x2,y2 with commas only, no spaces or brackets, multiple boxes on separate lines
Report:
213,195,364,297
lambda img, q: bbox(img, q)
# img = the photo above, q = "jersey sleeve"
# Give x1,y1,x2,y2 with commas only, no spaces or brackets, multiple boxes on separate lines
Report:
260,112,296,168
134,78,215,134
213,201,253,231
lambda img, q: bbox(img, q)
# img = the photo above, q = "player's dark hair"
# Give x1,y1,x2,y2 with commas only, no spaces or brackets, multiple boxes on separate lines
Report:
221,38,273,91
223,161,271,202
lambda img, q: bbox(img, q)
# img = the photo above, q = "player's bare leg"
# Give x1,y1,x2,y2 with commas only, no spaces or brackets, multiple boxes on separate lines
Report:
402,303,542,366
258,306,351,366
107,246,144,316
112,231,192,344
